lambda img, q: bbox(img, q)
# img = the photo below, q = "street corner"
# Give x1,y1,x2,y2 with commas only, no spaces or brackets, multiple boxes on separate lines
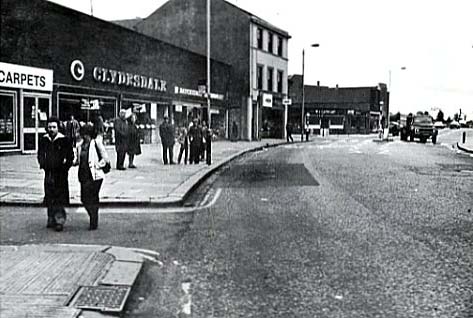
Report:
0,243,162,317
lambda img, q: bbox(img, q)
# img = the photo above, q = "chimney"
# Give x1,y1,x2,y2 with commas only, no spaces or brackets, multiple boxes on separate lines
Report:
336,84,339,89
317,81,320,86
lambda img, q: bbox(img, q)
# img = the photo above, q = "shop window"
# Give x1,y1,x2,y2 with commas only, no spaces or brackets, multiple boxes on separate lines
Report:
277,36,283,57
257,28,263,49
0,92,15,143
268,32,273,53
277,70,283,93
267,67,274,92
257,65,263,90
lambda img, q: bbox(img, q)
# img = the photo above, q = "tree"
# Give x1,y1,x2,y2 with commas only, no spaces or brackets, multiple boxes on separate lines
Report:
453,113,460,122
446,116,452,124
435,110,444,122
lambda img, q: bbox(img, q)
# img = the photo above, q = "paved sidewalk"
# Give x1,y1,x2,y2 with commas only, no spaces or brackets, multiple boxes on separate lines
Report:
0,139,288,207
0,244,156,318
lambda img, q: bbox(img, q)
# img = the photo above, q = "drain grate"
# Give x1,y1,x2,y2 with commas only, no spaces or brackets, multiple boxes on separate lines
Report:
71,285,131,312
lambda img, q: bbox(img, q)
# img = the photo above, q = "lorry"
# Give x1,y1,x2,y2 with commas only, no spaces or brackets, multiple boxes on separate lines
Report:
400,113,438,144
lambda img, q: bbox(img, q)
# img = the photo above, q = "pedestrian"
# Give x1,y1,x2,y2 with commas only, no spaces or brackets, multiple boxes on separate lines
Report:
127,113,141,168
37,117,74,232
200,121,208,161
205,126,212,165
114,109,129,170
74,124,110,230
231,121,238,141
188,118,202,164
286,122,294,143
65,114,80,146
177,125,189,164
159,115,175,164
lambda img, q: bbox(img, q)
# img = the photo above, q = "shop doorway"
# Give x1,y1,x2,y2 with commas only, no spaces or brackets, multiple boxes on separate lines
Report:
22,93,51,153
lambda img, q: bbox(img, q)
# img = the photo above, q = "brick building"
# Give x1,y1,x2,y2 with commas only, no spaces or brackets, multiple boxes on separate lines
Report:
0,0,231,154
288,75,389,134
124,0,291,140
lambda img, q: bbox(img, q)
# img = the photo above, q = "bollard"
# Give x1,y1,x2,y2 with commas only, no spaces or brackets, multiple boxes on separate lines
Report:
463,131,466,144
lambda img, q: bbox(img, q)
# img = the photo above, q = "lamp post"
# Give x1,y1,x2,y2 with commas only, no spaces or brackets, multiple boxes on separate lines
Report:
206,0,211,128
301,43,319,141
383,66,406,139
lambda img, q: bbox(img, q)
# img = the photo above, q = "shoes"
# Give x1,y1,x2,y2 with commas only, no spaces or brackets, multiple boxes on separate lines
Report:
170,162,176,165
128,165,137,168
89,224,98,231
55,224,63,232
117,167,126,170
47,218,56,228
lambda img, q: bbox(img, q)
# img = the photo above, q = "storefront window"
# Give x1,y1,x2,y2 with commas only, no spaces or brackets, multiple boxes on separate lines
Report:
0,93,16,143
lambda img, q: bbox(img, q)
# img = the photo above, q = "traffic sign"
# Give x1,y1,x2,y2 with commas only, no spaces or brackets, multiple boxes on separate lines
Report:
282,98,292,106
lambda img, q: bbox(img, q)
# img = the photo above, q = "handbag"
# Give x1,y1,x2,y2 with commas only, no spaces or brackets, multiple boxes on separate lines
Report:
94,139,111,174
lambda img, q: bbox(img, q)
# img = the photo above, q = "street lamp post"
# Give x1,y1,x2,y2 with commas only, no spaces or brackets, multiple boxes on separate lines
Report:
206,0,211,128
301,43,319,142
383,66,406,139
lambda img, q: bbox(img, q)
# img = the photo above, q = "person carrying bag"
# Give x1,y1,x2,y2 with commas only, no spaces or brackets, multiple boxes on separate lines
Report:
74,124,110,230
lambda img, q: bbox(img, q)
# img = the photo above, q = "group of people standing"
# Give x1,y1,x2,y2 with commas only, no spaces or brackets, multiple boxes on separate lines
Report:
160,116,212,166
38,117,110,232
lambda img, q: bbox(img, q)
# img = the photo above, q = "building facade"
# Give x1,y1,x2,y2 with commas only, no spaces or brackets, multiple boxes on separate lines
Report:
129,0,291,140
288,75,389,134
0,0,231,154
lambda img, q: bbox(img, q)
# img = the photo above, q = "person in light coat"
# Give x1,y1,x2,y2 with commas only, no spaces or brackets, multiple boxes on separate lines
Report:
74,124,110,230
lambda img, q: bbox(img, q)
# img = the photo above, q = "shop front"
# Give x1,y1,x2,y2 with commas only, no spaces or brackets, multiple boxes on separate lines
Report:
260,92,286,139
0,62,53,154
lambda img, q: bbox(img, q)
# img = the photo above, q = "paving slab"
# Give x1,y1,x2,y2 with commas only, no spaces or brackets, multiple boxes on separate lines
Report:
0,244,151,318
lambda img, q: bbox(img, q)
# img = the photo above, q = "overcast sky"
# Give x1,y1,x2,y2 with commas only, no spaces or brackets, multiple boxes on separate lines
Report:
48,0,473,120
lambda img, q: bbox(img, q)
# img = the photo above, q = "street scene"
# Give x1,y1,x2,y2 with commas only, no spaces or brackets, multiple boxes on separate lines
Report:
1,0,473,317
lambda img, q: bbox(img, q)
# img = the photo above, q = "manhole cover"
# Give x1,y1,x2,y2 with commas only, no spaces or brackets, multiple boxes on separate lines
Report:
71,285,131,312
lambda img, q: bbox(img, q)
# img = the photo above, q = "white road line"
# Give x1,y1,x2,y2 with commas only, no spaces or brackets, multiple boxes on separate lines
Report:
98,188,223,214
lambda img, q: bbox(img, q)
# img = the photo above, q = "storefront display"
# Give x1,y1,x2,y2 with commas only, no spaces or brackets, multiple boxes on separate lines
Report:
0,93,15,143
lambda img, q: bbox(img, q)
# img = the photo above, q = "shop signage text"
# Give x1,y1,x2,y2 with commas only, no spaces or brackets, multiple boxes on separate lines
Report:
93,67,167,92
174,86,224,100
0,62,53,91
262,93,273,107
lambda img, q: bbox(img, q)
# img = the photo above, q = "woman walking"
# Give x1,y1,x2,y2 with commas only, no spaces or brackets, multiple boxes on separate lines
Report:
75,124,110,230
127,114,141,168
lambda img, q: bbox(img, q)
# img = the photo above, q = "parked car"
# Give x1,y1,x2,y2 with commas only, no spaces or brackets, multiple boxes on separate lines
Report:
389,122,400,136
449,121,461,129
434,121,446,129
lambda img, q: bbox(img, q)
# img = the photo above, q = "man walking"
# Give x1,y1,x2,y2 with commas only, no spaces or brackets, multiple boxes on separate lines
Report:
37,117,74,232
114,109,129,170
159,116,175,164
188,118,202,164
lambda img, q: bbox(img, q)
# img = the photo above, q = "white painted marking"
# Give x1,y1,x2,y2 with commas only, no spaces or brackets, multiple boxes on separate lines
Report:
180,282,192,315
260,198,269,202
98,188,223,215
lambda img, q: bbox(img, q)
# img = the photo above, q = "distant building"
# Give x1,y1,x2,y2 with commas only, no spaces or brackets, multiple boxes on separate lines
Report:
288,75,389,134
129,0,291,140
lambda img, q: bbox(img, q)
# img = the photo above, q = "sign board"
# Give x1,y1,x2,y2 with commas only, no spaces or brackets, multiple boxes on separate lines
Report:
175,105,183,112
282,98,292,106
262,93,273,108
0,62,53,91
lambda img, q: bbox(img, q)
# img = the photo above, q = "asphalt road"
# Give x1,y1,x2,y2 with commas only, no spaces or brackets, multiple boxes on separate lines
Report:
1,134,472,317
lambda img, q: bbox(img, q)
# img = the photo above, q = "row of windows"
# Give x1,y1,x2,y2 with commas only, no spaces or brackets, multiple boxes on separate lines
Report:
256,65,284,93
257,27,284,57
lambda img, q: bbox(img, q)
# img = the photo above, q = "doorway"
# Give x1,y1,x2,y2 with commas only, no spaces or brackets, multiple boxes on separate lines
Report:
22,93,51,153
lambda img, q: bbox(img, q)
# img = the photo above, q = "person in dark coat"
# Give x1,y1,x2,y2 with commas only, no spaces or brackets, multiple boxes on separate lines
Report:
65,114,80,146
37,117,74,232
188,118,202,164
114,109,129,170
127,114,141,168
286,122,294,143
159,115,175,164
200,121,208,161
231,121,238,141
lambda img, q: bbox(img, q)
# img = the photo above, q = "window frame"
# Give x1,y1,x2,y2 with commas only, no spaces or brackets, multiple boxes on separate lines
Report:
267,67,274,92
0,90,17,146
268,32,274,53
256,65,264,90
257,28,263,50
277,70,283,93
